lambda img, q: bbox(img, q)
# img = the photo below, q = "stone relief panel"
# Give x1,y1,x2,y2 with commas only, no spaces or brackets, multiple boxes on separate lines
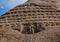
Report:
21,22,45,34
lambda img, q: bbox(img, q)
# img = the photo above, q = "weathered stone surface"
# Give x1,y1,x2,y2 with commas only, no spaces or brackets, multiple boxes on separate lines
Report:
0,0,60,42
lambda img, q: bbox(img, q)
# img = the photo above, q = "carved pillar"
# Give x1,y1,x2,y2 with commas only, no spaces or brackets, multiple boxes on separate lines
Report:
29,23,35,34
20,23,24,33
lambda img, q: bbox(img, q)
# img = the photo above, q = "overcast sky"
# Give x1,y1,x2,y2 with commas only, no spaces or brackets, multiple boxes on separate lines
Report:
0,0,28,16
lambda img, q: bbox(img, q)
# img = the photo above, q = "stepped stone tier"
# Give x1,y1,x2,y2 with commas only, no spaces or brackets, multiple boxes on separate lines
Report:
0,0,60,42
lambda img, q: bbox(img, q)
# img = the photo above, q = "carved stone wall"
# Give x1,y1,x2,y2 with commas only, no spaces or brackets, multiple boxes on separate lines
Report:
0,0,60,42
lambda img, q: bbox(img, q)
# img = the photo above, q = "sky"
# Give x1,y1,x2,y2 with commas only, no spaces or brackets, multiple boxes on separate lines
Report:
0,0,28,16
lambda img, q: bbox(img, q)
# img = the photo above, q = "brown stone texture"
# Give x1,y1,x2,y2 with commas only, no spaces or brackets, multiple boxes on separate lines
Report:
0,0,60,42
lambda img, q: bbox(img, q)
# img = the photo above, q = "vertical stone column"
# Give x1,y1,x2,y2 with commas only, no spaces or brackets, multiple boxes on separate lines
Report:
20,23,24,33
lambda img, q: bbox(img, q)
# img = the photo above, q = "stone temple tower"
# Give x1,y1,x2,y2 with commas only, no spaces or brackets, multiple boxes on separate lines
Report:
0,0,60,42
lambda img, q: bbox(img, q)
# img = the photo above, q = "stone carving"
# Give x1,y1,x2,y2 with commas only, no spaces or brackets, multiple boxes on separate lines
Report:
0,0,60,42
22,23,45,34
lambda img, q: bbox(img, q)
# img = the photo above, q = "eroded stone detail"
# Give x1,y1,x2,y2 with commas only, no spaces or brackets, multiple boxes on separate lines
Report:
0,0,60,42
